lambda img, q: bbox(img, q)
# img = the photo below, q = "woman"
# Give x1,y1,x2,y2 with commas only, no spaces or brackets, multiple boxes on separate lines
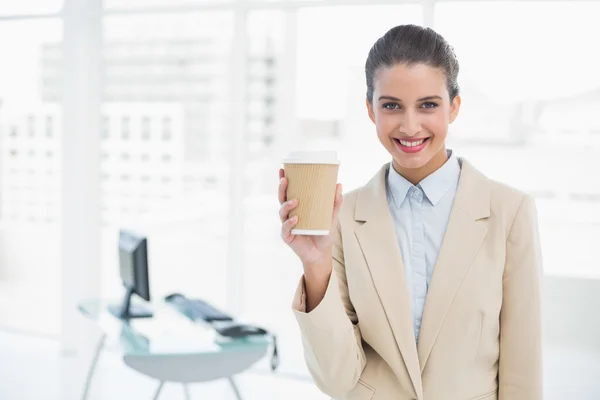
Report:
278,25,543,400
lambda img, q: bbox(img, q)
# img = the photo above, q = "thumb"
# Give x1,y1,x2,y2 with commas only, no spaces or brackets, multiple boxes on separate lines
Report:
331,183,343,225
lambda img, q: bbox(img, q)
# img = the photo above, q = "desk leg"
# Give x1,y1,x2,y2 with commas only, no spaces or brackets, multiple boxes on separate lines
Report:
182,384,191,400
227,377,243,400
152,381,165,400
80,333,106,400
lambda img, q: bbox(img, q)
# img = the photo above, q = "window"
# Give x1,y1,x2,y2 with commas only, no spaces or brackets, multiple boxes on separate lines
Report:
102,116,110,139
0,19,62,336
141,116,151,140
435,1,600,278
0,1,62,15
27,115,35,137
100,11,234,311
120,116,130,139
104,0,230,10
45,116,53,138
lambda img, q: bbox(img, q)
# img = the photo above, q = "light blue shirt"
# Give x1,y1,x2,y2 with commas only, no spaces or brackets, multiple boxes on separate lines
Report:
385,150,461,343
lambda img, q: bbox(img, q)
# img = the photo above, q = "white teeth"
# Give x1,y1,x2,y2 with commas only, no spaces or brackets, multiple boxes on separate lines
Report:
399,139,425,147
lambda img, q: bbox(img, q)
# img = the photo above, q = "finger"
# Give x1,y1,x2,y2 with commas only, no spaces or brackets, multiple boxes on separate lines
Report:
281,216,298,244
279,199,298,223
279,168,285,180
278,175,288,205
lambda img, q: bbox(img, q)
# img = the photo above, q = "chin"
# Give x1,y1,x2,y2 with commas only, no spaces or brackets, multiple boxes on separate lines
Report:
393,155,432,170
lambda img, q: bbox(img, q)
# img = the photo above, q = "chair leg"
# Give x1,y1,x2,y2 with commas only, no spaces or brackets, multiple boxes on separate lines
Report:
183,383,191,400
80,334,106,400
152,381,165,400
228,377,243,400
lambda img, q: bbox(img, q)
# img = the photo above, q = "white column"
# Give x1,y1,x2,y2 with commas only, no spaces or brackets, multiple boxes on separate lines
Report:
227,8,248,316
60,0,103,353
274,9,299,156
423,0,435,28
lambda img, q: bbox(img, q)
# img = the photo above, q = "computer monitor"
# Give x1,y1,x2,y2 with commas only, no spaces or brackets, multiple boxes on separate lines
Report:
108,230,153,319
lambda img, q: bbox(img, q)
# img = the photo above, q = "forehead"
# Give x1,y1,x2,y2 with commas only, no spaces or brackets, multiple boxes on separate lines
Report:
373,63,447,99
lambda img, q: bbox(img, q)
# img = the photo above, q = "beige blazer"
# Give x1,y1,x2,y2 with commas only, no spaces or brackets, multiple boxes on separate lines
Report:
292,158,543,400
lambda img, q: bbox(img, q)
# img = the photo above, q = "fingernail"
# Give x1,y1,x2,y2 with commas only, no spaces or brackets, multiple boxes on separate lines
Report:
291,216,298,222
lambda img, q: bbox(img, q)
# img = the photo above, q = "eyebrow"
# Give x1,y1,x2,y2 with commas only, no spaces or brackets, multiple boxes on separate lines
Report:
378,95,443,102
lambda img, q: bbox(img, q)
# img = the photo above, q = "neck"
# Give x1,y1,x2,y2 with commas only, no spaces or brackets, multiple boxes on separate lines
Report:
392,146,449,186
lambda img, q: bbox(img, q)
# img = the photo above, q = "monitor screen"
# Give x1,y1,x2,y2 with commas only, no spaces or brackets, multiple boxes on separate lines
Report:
119,231,140,288
109,230,152,319
118,230,150,302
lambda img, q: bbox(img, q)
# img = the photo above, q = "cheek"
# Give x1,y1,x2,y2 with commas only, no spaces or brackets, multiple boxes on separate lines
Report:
374,112,398,135
422,112,450,139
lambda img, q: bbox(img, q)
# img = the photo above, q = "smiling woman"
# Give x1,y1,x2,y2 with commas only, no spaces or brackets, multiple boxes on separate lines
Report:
364,26,461,184
280,24,543,400
367,62,460,185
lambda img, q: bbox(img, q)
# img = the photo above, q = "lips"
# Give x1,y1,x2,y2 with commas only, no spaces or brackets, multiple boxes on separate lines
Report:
393,137,430,154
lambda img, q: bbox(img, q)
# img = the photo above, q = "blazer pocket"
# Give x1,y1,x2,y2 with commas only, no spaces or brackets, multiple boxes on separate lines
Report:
469,389,498,400
346,380,375,400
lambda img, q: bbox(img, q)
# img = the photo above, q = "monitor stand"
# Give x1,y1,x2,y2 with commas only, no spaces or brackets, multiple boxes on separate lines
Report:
108,286,153,320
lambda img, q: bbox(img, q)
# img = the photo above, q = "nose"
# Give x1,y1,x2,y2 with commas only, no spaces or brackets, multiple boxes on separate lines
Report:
398,110,421,137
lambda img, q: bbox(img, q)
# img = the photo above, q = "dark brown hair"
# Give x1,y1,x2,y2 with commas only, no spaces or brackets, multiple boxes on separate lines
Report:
365,24,460,103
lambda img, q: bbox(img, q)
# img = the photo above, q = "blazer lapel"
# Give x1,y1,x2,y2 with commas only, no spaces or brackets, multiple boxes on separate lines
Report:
417,158,491,371
354,164,423,398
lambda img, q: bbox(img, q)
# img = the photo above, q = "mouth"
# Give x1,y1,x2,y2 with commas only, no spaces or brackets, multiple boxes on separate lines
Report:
393,137,430,154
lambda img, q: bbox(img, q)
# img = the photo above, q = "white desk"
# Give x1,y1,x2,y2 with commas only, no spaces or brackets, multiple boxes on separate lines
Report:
78,299,272,400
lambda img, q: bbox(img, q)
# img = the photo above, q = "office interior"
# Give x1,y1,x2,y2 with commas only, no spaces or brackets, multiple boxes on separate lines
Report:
1,0,599,399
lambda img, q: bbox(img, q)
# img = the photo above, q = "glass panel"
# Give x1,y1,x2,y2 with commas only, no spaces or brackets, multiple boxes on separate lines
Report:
241,8,292,373
435,1,600,279
104,0,231,9
241,5,423,377
0,0,62,15
0,19,62,336
94,12,234,310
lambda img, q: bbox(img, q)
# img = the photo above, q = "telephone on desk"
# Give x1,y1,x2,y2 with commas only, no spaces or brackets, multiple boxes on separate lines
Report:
164,293,279,370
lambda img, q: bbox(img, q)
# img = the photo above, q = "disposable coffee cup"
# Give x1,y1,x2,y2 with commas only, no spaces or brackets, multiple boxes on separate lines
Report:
283,151,340,235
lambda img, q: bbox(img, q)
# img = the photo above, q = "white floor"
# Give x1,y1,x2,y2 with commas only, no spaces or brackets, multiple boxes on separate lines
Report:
1,330,599,400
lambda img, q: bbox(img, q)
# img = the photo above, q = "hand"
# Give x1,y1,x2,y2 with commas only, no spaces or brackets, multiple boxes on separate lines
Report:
278,168,343,267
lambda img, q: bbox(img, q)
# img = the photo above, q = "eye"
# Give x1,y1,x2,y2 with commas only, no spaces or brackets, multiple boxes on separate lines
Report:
382,102,400,110
421,102,438,109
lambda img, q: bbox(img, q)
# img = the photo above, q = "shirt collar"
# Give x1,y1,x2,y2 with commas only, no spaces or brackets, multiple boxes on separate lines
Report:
387,150,461,208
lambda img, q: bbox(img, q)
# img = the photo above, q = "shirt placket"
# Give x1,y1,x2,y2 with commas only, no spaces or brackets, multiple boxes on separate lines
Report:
409,186,426,342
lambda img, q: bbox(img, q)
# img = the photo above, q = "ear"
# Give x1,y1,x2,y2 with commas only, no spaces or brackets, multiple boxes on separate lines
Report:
366,98,376,124
449,95,461,124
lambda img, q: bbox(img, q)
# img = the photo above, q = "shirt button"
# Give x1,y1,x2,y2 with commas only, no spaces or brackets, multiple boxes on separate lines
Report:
411,189,422,201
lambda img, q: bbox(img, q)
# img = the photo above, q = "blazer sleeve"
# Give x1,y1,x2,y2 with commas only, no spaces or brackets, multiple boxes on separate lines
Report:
291,221,367,398
499,194,544,400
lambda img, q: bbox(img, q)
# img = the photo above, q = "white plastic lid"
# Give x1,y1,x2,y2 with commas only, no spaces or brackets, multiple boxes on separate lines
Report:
282,151,340,165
